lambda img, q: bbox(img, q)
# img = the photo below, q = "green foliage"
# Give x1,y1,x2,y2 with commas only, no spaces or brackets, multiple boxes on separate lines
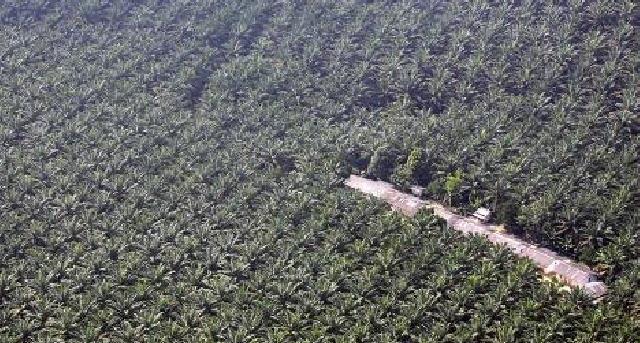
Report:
0,0,638,341
440,170,463,206
445,170,463,196
366,145,400,180
391,147,430,187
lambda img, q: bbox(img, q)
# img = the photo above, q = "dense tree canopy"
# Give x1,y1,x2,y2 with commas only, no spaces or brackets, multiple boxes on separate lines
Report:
0,0,638,341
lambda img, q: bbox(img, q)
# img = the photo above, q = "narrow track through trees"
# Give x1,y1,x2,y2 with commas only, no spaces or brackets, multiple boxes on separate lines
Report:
345,175,607,299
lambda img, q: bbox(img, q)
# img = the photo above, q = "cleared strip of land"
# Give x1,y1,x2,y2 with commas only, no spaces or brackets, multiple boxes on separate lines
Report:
345,175,607,299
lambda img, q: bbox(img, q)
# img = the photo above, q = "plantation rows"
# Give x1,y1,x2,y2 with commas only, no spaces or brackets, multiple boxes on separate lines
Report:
1,0,638,341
